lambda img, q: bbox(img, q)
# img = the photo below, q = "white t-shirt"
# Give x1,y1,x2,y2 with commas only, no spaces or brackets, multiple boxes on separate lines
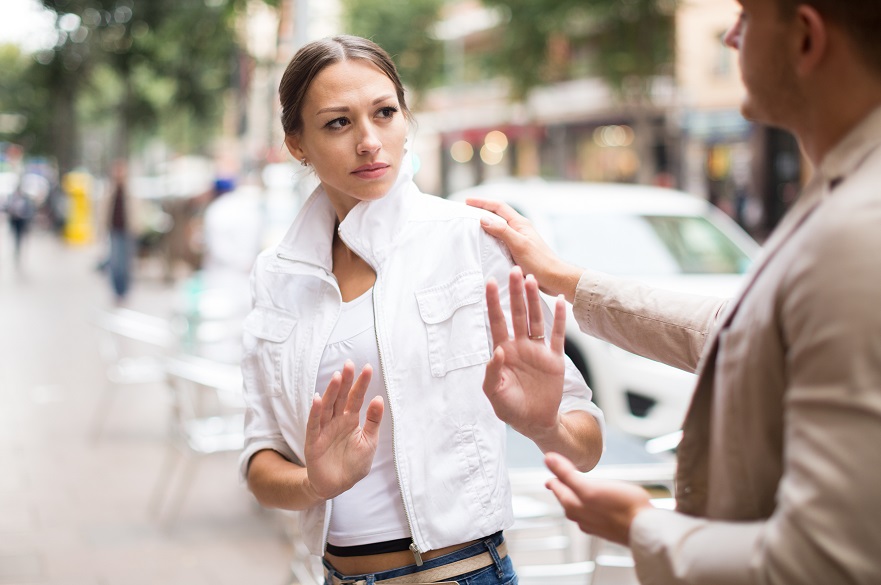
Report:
316,287,410,547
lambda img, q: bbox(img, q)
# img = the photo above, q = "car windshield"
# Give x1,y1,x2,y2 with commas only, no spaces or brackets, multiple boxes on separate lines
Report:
549,213,752,276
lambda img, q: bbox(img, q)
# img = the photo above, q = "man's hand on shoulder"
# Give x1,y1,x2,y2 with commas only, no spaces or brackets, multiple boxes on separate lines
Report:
467,198,584,303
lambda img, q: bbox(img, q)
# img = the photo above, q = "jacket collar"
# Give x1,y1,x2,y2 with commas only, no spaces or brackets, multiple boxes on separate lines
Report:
275,154,417,271
818,103,881,189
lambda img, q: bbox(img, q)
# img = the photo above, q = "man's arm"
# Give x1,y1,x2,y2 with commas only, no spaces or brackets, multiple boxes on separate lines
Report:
469,198,728,373
546,213,881,585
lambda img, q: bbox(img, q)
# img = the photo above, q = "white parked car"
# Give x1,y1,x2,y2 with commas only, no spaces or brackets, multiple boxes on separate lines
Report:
449,179,760,439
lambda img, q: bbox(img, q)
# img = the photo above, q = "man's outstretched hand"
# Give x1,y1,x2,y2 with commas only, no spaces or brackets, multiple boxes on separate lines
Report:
545,452,652,546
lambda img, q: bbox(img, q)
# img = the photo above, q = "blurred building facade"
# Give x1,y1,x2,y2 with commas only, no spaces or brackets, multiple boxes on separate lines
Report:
231,0,342,176
405,0,802,239
224,0,800,239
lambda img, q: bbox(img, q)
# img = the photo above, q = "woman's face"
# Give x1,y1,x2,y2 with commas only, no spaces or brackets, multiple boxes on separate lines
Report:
285,59,408,219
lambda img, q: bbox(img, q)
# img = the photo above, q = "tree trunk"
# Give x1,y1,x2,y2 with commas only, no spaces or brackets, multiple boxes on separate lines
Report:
53,90,78,176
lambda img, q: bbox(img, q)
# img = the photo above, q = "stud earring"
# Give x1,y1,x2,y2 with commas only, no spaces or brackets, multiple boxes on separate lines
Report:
301,158,308,167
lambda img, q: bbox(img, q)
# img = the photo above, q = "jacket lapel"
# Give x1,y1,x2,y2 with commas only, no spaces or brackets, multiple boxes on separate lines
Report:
675,176,826,515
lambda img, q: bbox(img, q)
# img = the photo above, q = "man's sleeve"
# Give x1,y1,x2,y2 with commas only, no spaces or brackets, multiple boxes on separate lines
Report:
573,270,728,373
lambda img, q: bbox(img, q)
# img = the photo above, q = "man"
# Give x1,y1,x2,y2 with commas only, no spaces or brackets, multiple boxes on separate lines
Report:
471,1,881,583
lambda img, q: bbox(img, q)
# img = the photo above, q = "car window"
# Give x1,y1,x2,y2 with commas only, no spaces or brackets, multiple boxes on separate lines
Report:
645,216,751,274
548,213,752,276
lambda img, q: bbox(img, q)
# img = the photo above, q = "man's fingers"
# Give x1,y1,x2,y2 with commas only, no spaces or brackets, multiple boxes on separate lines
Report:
466,198,523,224
545,476,584,517
362,395,384,441
545,452,590,499
486,278,509,348
525,274,545,340
550,295,567,354
509,267,529,338
345,364,373,414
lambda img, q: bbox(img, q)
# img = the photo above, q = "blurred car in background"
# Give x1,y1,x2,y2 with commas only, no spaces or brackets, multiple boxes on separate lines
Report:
449,179,760,439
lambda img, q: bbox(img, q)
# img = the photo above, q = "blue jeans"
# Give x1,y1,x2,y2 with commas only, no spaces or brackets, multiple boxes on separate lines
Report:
109,230,133,300
322,532,518,585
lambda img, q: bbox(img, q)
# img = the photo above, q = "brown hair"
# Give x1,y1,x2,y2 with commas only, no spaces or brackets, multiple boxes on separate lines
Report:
774,0,881,76
279,35,413,137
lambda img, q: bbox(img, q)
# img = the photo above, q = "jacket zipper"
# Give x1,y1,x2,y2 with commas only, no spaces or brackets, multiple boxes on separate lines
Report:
283,238,423,562
277,250,341,553
372,278,423,566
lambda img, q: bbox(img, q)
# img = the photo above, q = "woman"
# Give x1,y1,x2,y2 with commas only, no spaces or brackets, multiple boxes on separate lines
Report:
240,35,604,585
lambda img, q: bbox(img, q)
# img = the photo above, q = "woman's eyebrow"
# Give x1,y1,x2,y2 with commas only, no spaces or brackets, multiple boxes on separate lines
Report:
316,95,395,115
316,105,349,115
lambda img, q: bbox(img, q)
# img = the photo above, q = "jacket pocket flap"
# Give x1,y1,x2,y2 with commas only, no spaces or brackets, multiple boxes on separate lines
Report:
243,307,296,342
415,270,485,325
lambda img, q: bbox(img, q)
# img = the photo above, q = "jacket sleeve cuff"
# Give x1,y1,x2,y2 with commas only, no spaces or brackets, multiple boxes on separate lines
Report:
629,507,764,585
237,440,301,484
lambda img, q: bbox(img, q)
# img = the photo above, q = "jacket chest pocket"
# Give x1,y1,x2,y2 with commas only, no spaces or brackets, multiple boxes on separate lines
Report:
242,307,297,397
415,270,490,378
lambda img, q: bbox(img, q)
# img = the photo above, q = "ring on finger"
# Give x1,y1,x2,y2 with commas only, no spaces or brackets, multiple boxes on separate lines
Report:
528,334,545,341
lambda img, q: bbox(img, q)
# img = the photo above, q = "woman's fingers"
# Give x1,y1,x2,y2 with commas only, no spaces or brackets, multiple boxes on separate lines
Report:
482,346,505,399
362,395,385,442
486,278,510,348
509,267,529,339
524,274,545,340
305,392,323,438
344,364,373,414
550,295,567,355
320,371,341,427
334,360,355,416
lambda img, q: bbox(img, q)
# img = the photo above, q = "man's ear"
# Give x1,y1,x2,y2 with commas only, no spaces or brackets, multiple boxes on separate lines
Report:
794,5,828,76
284,134,305,163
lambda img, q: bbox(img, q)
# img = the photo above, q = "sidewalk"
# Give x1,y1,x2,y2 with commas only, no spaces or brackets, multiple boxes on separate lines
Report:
0,225,293,585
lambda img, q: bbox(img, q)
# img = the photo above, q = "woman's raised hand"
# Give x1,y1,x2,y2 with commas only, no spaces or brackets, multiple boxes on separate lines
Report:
482,267,567,442
303,361,384,501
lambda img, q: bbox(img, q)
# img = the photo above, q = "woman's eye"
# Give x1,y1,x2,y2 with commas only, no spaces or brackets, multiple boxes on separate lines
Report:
325,117,350,129
377,106,398,119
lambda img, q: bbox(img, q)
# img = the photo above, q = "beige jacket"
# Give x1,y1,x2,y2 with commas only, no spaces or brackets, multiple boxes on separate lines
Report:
573,105,881,585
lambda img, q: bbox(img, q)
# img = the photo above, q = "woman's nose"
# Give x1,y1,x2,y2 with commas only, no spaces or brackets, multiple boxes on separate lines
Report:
357,125,382,155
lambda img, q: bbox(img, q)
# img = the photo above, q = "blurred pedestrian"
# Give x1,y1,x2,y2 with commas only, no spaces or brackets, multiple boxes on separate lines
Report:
106,160,134,304
6,180,36,266
240,35,603,585
470,1,881,583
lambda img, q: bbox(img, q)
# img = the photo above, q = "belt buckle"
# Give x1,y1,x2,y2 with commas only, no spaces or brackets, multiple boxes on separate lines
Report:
325,571,366,585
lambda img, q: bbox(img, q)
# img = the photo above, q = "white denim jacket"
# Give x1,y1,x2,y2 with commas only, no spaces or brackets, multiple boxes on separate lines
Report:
238,163,603,556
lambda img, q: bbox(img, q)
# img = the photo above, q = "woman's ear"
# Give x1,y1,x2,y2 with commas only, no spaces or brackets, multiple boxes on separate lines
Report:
284,134,306,163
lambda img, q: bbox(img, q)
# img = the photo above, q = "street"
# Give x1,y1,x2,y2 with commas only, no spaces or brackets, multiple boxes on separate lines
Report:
0,224,292,585
0,223,650,585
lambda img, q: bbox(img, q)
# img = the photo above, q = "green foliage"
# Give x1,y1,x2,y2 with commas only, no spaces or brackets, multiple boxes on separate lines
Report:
481,0,676,100
4,0,274,167
0,45,53,154
341,0,445,98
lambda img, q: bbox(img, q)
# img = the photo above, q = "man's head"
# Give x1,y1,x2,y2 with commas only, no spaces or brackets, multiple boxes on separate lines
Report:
772,0,881,79
725,0,881,155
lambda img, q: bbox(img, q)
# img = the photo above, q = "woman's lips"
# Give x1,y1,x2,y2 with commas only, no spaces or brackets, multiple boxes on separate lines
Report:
352,163,390,180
